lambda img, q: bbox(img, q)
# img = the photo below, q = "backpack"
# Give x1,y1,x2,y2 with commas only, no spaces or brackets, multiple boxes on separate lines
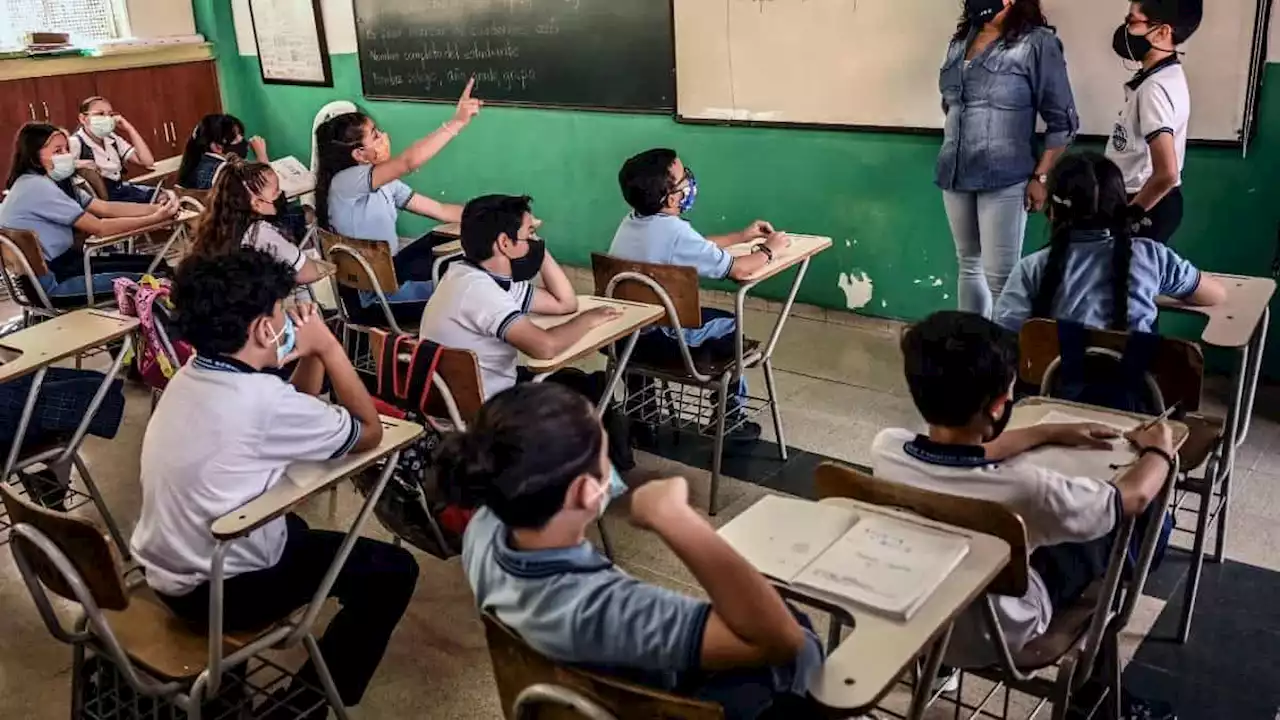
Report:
352,329,471,559
112,276,193,391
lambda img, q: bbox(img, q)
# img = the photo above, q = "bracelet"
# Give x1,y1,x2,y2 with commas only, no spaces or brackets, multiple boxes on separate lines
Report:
753,244,774,262
1139,446,1175,470
439,121,461,137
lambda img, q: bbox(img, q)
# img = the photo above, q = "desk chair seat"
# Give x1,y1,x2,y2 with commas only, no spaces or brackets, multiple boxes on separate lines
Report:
627,336,763,377
317,228,416,374
1178,413,1224,473
1009,581,1102,672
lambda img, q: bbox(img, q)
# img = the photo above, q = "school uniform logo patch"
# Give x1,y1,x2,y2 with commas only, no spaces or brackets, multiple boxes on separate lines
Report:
1111,123,1129,152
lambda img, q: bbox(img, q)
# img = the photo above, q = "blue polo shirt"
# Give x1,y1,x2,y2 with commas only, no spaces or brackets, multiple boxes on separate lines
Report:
609,213,733,280
994,230,1202,333
326,164,414,247
461,507,822,717
0,172,92,261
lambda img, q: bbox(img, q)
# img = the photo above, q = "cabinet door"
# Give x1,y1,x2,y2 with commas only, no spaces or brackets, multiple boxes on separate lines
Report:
92,67,167,157
0,78,41,184
35,72,98,130
158,61,222,153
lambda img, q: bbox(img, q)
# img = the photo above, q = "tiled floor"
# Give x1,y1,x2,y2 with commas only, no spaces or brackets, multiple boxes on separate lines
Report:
4,296,1280,719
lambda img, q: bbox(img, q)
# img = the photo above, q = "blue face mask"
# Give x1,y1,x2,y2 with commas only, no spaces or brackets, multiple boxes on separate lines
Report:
268,315,296,365
593,464,628,518
677,172,698,214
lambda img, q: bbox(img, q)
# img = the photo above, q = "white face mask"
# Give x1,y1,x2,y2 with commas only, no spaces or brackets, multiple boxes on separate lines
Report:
48,153,76,182
88,115,116,138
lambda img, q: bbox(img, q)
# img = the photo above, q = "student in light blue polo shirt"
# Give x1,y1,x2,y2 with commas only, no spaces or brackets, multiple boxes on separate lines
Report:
447,383,823,720
994,152,1224,334
313,82,481,328
609,148,789,441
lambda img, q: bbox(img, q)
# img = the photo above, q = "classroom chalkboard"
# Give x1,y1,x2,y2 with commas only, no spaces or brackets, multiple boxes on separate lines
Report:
352,0,675,112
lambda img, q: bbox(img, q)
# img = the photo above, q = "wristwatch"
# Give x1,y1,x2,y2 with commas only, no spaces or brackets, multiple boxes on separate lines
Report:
1031,173,1049,185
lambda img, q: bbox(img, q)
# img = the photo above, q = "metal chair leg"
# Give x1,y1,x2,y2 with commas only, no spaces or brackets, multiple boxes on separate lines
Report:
596,519,616,560
762,358,787,461
1213,459,1232,563
303,632,351,720
708,374,730,516
70,643,85,720
1178,468,1213,643
70,453,130,561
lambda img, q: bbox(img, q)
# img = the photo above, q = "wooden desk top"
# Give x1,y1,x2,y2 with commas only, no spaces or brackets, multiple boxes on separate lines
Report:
1158,272,1276,349
523,295,663,375
430,222,461,238
1009,397,1189,481
725,233,833,283
0,310,138,383
433,239,462,257
129,155,182,185
723,496,1009,712
210,416,424,540
85,209,200,248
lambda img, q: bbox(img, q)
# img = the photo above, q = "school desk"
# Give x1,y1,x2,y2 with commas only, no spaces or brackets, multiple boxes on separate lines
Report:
0,309,139,554
1159,272,1274,610
718,494,1010,720
129,155,182,185
1009,396,1199,638
524,295,663,414
204,415,423,700
80,207,200,304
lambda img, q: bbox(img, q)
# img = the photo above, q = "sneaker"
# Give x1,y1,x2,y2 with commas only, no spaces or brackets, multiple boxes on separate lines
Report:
933,666,960,694
16,469,68,511
1123,692,1176,720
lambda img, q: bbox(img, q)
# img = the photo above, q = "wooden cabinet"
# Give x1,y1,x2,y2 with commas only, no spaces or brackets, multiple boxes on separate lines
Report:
0,60,221,185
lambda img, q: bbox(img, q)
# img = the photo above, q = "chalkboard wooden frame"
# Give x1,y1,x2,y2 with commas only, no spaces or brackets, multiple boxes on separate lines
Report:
249,0,335,88
351,0,677,114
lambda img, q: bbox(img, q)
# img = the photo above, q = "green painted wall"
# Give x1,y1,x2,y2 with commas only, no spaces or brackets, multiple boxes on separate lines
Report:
194,1,1280,372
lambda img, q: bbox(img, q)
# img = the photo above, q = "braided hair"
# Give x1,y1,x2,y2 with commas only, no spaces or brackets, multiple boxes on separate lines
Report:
193,159,275,259
313,112,370,231
1031,152,1134,331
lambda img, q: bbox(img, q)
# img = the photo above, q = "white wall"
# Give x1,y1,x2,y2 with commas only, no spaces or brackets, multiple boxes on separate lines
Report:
1270,0,1280,62
231,0,356,55
125,0,196,38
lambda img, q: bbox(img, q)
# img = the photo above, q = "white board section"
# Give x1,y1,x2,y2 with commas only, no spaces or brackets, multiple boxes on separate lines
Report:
676,0,1262,142
232,0,357,56
248,0,329,84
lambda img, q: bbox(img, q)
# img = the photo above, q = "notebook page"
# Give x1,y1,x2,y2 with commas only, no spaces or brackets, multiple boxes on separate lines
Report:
792,515,969,621
1020,409,1139,481
716,495,860,583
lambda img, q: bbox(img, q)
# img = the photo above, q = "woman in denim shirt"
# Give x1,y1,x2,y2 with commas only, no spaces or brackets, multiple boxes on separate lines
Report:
939,0,1079,318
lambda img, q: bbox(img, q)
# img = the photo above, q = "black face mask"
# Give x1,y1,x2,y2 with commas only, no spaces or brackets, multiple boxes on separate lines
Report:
966,0,1006,24
1112,24,1158,62
272,193,288,216
508,238,546,283
225,140,250,159
983,399,1014,443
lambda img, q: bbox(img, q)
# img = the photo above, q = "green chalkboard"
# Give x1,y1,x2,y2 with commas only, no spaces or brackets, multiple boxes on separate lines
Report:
352,0,674,112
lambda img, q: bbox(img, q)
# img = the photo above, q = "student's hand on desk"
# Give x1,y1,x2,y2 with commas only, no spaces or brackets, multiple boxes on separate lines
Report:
248,135,268,159
1045,422,1120,450
1125,421,1175,455
581,306,623,328
763,232,790,254
629,477,694,532
743,220,775,240
148,197,180,221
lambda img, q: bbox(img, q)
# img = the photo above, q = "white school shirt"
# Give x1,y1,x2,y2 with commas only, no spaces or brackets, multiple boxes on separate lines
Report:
70,127,135,182
1105,57,1190,194
131,356,362,596
418,261,533,399
243,221,306,275
871,429,1120,668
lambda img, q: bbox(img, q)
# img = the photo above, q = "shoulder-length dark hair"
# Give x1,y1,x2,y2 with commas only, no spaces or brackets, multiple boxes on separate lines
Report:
177,114,247,189
5,122,75,199
313,112,371,231
953,0,1050,44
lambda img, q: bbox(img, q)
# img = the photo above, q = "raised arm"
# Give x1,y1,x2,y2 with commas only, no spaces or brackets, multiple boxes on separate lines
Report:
370,78,482,190
115,115,155,169
405,193,463,223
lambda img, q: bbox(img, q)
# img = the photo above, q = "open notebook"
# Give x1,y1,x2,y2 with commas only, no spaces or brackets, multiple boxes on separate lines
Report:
718,496,970,621
1019,410,1139,480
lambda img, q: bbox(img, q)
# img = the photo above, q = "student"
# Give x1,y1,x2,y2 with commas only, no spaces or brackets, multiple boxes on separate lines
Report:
314,82,479,324
608,148,787,441
448,382,822,719
993,152,1225,334
176,113,268,190
131,250,417,719
420,194,618,397
69,96,157,203
873,311,1176,718
1106,0,1203,244
0,123,177,303
191,159,324,286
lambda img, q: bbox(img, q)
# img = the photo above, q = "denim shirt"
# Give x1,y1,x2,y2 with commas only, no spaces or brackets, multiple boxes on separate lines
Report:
936,26,1079,193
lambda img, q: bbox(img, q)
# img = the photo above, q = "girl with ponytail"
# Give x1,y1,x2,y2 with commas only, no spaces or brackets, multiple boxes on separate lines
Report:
446,382,823,719
313,80,480,326
994,151,1224,333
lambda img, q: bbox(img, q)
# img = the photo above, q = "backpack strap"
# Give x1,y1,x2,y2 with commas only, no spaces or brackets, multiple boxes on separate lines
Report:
405,338,444,416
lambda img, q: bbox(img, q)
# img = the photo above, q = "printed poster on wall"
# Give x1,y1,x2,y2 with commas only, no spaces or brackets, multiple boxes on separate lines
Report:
248,0,334,87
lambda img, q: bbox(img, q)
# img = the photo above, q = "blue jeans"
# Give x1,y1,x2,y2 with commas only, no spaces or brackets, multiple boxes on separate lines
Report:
942,182,1028,318
654,308,747,403
104,178,156,204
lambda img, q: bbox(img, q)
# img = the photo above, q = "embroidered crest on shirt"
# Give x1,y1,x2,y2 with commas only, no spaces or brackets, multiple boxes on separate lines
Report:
1110,122,1129,152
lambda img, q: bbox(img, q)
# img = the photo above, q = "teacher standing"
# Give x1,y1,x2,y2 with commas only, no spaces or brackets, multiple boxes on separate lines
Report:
938,0,1079,318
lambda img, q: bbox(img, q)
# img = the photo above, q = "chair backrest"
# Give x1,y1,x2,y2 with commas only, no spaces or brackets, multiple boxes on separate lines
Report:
1018,319,1204,412
0,483,129,611
0,227,53,311
77,168,109,200
317,228,399,294
0,227,50,277
369,331,485,426
591,253,701,330
482,614,724,720
814,462,1029,597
